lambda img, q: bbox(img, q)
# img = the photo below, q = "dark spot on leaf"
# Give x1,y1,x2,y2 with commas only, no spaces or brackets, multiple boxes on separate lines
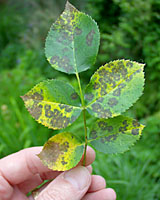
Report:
123,120,128,125
119,83,126,89
101,134,117,143
126,61,133,68
91,103,102,111
85,93,94,101
71,115,77,123
93,82,100,90
97,97,104,103
107,126,113,132
75,27,82,35
61,157,68,165
113,88,121,96
108,98,118,107
90,130,97,139
98,121,108,130
61,142,69,152
31,92,44,100
65,106,72,113
132,120,140,127
119,126,127,133
50,56,60,65
126,75,133,82
71,92,78,100
131,129,139,135
45,105,55,118
86,30,95,46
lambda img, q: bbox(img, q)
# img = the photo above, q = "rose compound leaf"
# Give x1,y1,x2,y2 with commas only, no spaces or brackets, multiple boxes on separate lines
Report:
88,115,144,154
85,60,145,118
38,132,84,171
45,1,100,74
21,79,82,129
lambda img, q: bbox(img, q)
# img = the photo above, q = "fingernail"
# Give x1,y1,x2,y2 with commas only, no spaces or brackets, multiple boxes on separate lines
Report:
64,166,90,190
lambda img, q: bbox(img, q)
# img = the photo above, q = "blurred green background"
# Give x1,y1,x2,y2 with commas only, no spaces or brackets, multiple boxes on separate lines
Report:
0,0,160,199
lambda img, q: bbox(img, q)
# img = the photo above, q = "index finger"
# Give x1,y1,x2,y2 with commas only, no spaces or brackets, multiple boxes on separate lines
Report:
0,146,95,185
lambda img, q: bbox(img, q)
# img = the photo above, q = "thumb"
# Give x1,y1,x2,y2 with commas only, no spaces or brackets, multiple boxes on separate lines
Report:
36,166,91,200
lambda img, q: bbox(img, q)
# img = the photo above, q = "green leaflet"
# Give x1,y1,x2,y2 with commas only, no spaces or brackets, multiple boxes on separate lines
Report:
38,132,84,171
45,1,100,74
21,79,82,129
85,60,145,118
89,116,144,154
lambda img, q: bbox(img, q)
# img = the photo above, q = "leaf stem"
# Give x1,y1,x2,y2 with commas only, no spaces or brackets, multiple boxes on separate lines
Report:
75,72,88,166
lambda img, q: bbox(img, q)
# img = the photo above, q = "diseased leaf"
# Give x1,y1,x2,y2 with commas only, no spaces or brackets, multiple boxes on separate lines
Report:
38,132,84,171
45,1,100,74
85,60,145,118
89,116,144,154
21,79,82,129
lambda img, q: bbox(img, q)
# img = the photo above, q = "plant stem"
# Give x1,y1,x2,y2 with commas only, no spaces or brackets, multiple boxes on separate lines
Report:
76,72,88,166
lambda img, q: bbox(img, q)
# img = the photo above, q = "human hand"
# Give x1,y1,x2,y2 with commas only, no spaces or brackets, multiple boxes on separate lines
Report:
0,146,116,200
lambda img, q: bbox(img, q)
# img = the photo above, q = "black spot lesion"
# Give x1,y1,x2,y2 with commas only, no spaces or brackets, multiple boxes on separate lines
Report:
45,105,55,118
85,93,94,101
132,120,140,127
98,121,113,132
131,129,139,135
50,55,74,73
91,103,112,118
101,134,117,143
113,88,121,96
119,120,129,134
86,30,96,46
90,130,97,139
61,141,69,152
126,61,133,68
75,27,82,35
108,98,118,107
71,92,78,100
29,103,43,120
61,157,68,165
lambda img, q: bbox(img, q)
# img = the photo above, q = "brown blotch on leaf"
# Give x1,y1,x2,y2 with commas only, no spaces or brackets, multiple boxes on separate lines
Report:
131,129,139,135
29,103,43,120
39,142,60,164
86,30,95,46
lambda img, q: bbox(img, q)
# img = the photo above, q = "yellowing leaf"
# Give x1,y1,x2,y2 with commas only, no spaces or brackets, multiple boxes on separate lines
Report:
21,79,82,129
45,1,100,74
89,116,144,154
38,132,84,171
85,60,145,118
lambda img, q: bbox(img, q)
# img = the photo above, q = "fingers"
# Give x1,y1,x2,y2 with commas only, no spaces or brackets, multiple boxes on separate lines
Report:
0,146,95,186
82,188,117,200
30,166,91,200
88,175,106,192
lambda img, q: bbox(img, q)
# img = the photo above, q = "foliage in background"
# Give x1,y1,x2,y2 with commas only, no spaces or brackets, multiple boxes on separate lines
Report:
0,0,159,199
